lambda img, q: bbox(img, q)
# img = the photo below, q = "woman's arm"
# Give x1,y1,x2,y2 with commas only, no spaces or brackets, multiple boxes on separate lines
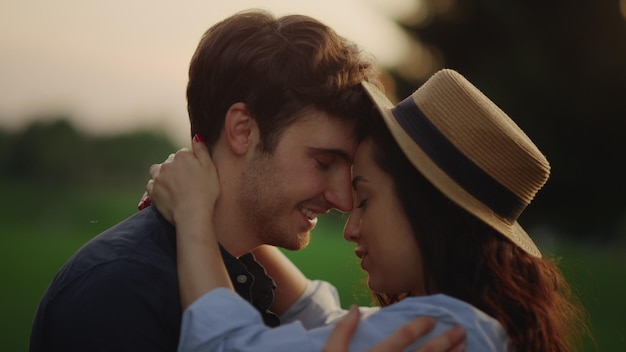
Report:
251,245,308,315
180,289,475,352
147,134,232,309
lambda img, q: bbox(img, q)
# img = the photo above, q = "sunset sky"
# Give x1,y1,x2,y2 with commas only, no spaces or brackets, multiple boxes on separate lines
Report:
0,0,420,145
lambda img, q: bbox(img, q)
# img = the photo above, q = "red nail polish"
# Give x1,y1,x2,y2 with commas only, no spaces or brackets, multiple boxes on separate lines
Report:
137,198,151,210
193,134,205,143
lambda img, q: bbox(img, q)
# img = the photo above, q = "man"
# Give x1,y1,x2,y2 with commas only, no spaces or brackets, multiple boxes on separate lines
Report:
30,9,463,351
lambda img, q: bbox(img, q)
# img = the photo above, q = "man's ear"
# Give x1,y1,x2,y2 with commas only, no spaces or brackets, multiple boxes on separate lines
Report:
224,102,259,155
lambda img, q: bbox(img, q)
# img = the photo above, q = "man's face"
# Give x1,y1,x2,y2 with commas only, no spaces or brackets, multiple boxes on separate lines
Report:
236,109,357,250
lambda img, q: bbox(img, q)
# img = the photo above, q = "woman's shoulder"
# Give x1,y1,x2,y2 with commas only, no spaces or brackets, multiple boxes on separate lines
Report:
386,294,500,327
367,294,513,352
396,294,491,317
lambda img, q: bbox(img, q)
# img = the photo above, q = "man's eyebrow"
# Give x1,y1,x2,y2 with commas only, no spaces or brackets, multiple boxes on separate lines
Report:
352,175,364,191
308,147,353,163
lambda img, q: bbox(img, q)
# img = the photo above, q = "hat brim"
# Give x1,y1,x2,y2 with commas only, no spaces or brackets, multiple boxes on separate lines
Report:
361,81,541,258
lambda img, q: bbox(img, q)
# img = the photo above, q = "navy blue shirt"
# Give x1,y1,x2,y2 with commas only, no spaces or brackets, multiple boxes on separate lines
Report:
30,206,278,351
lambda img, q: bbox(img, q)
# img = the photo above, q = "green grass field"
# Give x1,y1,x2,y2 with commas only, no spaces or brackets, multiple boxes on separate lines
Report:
1,183,622,351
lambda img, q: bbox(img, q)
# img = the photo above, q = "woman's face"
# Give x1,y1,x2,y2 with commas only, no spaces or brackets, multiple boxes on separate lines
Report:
344,138,426,296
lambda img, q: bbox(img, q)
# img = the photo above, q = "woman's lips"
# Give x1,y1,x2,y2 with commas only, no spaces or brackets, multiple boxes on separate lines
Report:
355,247,369,270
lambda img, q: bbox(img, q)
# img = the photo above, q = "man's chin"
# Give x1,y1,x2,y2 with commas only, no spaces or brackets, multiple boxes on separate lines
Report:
274,232,311,251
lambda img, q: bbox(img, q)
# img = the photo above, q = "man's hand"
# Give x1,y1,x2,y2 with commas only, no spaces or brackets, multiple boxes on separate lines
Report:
323,306,466,352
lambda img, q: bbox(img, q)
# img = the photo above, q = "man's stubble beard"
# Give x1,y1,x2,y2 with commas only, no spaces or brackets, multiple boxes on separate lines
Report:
236,152,311,251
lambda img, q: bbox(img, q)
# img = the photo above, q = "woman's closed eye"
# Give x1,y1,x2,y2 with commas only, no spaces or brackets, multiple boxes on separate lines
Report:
355,198,368,209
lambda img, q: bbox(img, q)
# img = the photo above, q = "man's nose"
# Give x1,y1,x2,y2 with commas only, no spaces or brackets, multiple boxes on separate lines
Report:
324,172,353,213
343,214,359,242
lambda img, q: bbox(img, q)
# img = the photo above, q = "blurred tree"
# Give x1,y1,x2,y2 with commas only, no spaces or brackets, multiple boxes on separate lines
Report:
0,127,13,170
387,0,626,240
3,118,84,186
0,117,178,189
84,132,179,187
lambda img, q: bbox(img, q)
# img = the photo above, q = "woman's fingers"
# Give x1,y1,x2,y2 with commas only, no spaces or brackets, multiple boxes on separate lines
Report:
139,137,220,224
414,325,466,352
368,317,436,352
323,312,466,352
322,312,465,352
370,318,466,352
139,151,181,210
322,306,360,352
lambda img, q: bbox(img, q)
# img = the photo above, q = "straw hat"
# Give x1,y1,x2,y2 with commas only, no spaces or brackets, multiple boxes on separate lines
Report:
362,69,550,257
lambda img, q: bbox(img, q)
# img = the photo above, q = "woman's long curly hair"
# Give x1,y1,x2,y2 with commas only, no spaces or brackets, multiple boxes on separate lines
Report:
365,109,592,351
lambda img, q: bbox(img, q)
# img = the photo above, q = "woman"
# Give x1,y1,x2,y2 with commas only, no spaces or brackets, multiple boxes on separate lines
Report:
147,69,589,351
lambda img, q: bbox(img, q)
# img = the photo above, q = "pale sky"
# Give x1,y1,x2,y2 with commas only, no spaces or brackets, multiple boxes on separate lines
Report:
0,0,422,145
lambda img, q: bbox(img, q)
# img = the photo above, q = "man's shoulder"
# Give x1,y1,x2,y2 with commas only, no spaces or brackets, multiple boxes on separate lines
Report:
97,204,174,243
31,258,182,352
78,206,174,259
44,207,177,299
30,208,183,351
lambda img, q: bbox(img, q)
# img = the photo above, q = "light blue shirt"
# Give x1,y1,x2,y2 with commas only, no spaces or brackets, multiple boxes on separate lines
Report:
178,280,512,352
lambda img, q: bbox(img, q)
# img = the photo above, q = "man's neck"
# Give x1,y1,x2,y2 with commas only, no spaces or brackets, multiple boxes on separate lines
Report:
212,197,260,258
210,140,262,258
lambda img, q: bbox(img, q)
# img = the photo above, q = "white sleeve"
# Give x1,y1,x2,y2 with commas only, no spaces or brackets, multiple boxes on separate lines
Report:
178,288,512,352
178,288,327,352
280,279,380,329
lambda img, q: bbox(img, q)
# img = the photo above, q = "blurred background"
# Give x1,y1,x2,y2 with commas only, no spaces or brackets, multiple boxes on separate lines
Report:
1,0,625,350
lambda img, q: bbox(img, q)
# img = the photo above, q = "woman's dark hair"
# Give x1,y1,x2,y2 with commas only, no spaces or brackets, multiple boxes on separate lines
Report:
365,111,591,351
